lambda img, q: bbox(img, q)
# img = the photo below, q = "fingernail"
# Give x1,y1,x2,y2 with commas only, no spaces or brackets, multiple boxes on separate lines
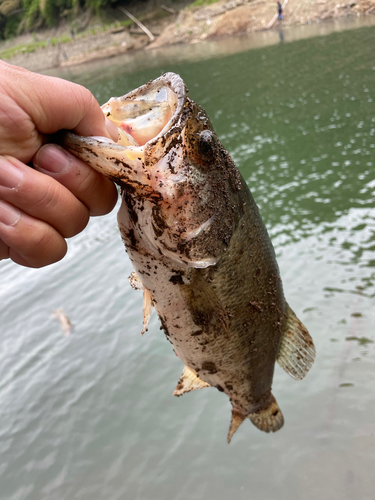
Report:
0,158,23,189
0,200,21,226
34,145,71,174
105,117,119,142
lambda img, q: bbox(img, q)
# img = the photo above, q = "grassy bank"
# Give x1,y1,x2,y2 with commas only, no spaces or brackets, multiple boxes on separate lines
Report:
0,19,135,60
0,0,194,42
0,0,192,60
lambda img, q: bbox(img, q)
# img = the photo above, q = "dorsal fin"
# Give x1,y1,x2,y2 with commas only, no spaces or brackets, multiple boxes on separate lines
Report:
173,365,210,397
276,303,316,380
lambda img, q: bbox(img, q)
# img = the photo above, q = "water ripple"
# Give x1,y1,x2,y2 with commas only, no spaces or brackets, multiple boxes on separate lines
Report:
2,22,375,500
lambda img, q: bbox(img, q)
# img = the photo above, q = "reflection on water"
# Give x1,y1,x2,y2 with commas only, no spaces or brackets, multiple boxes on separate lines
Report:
44,15,375,86
2,21,375,500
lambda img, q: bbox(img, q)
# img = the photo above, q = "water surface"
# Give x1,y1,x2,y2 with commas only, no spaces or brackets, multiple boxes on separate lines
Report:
2,22,375,500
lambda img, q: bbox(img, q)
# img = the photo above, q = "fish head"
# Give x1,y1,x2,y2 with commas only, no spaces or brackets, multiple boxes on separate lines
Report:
64,73,243,268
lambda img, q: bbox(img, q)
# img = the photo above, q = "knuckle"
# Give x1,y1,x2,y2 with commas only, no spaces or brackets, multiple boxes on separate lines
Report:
32,176,60,212
72,84,95,118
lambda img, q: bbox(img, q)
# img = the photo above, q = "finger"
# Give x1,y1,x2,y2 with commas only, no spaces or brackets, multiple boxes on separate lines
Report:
0,156,89,238
0,238,10,261
0,62,118,140
33,144,118,217
0,200,67,268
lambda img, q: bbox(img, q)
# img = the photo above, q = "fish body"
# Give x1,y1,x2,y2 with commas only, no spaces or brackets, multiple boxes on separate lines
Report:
65,73,315,441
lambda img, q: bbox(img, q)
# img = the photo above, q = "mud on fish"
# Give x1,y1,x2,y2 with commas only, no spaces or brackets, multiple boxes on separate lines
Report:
64,73,315,442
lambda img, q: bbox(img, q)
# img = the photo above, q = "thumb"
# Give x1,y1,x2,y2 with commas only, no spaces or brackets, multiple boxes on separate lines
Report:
1,62,118,141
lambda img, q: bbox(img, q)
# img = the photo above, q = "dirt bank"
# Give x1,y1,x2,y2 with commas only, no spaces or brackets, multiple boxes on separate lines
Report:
149,0,375,48
2,28,149,73
3,0,375,72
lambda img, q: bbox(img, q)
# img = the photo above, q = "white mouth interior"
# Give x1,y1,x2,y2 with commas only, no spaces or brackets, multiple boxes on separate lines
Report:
102,84,178,148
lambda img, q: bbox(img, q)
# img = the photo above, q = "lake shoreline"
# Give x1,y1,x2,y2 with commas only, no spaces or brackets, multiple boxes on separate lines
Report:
3,0,375,73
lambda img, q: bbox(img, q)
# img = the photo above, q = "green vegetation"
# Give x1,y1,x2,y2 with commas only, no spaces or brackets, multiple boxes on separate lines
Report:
0,34,71,58
0,17,135,58
189,0,220,7
0,40,47,58
0,0,147,40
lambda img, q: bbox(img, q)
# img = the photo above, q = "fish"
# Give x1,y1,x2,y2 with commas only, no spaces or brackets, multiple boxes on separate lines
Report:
52,308,73,336
64,73,315,442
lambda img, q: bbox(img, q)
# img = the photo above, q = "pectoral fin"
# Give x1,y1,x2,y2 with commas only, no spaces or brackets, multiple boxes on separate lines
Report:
141,288,153,335
173,365,210,396
128,272,153,334
276,303,316,380
128,271,143,291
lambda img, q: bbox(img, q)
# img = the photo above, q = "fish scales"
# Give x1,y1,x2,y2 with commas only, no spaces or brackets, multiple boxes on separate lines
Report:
64,72,315,442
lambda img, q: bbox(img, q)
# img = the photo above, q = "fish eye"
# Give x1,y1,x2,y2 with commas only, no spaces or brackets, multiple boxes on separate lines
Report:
197,130,215,161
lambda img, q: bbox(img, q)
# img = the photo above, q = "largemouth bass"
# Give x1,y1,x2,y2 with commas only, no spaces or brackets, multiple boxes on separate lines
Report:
64,73,315,442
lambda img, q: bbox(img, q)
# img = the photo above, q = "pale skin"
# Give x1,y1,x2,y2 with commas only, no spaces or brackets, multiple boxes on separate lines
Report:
0,61,119,268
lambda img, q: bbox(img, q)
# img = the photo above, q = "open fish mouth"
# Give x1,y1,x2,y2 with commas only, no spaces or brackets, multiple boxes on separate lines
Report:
64,73,188,185
102,76,180,147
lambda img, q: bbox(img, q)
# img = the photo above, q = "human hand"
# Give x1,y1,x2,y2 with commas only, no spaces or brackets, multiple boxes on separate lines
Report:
0,61,119,268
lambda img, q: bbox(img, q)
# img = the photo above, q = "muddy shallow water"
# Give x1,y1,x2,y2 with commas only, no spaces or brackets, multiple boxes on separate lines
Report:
1,22,375,500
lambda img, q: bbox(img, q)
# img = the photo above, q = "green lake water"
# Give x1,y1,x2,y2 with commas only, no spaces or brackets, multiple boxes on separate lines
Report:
1,21,375,499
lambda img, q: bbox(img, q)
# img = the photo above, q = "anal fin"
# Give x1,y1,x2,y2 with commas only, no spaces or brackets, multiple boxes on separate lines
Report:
227,411,245,443
276,303,316,380
173,365,210,397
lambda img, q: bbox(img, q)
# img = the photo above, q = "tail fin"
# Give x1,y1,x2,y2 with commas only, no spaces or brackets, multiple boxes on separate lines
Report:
249,395,284,433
